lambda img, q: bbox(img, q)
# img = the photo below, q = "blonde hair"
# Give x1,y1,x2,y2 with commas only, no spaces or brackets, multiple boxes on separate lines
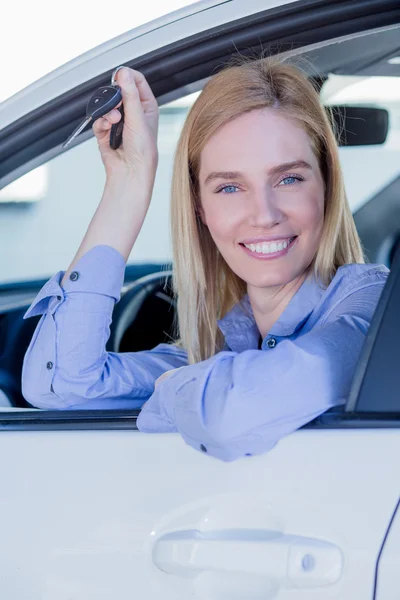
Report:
170,56,365,364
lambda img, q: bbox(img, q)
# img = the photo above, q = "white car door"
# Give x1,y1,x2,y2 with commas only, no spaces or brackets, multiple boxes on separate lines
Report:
0,1,400,599
0,410,399,600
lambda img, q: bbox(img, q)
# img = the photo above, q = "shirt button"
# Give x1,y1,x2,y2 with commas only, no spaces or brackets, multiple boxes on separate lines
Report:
69,271,79,282
56,295,62,301
267,338,277,348
200,444,208,453
46,361,54,370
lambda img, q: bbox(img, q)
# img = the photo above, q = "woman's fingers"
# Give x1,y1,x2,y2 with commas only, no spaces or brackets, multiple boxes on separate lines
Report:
104,107,122,123
116,68,145,131
91,66,159,173
154,367,185,389
115,67,159,138
136,72,159,139
92,109,122,135
93,67,158,142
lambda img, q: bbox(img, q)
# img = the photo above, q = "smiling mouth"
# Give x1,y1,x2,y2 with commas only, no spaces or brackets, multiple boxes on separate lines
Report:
239,236,298,259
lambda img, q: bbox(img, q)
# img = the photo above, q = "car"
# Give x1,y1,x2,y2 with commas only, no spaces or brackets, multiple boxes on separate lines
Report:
0,0,400,598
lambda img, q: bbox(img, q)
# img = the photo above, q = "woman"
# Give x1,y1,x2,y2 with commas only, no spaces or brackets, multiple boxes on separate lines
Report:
22,58,388,461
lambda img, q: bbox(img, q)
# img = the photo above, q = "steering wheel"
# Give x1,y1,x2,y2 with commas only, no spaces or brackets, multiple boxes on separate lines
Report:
0,271,175,407
107,270,177,353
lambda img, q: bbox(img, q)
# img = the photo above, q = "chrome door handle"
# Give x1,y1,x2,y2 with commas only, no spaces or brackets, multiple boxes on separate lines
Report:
153,529,343,588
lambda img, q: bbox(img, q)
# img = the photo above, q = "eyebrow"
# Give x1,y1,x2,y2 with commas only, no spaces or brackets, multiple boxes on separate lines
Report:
203,160,313,186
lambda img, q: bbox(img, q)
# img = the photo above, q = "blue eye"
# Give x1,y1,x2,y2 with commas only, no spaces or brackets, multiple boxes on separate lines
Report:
217,185,239,194
279,175,304,186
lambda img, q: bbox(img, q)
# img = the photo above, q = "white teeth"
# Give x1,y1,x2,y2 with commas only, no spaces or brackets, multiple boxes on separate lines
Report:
244,239,290,254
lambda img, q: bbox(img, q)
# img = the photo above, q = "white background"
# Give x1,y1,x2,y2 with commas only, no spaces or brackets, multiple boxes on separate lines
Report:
0,0,195,102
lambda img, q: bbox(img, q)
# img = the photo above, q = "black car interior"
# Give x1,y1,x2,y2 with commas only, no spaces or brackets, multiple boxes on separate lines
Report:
0,265,176,407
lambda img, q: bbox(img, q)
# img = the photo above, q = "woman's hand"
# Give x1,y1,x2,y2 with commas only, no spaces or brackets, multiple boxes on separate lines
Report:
154,367,185,389
140,367,185,411
92,67,159,179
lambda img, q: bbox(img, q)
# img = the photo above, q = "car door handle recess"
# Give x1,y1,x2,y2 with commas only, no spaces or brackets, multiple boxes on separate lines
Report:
153,529,343,587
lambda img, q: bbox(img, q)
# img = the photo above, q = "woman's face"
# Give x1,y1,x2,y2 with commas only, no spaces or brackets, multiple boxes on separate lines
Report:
198,108,326,290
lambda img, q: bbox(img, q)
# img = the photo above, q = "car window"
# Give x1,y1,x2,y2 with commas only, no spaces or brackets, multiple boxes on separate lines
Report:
0,94,194,285
321,73,400,215
0,74,399,286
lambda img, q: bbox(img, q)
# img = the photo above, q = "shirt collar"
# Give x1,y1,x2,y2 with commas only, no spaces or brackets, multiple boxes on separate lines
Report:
217,272,326,352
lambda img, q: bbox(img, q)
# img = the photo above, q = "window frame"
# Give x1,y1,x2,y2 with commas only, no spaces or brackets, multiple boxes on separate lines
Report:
345,245,400,415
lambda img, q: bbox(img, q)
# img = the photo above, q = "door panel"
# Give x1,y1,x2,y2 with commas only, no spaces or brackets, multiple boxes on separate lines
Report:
0,428,398,599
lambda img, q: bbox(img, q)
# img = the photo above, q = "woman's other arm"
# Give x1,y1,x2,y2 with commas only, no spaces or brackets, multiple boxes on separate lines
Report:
138,268,388,460
22,245,187,410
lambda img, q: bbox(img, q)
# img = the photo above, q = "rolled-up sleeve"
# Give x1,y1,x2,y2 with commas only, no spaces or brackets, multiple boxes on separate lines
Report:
22,245,187,410
137,278,386,461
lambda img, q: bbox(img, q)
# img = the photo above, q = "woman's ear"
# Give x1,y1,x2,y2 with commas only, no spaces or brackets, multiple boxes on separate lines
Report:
196,204,207,225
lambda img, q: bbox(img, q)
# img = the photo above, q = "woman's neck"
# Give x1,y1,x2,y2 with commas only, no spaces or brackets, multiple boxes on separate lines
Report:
248,273,307,338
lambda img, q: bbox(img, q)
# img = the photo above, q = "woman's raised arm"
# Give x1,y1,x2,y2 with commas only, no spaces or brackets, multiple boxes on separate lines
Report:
22,68,188,410
62,67,159,283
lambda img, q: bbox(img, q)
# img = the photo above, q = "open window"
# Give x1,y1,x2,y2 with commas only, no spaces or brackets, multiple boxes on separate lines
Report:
0,2,399,427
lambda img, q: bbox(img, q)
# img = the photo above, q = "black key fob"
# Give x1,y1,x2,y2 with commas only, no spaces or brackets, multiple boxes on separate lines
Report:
63,85,123,149
110,104,124,150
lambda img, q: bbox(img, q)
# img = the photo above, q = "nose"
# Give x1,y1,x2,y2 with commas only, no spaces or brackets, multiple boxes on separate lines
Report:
248,186,285,228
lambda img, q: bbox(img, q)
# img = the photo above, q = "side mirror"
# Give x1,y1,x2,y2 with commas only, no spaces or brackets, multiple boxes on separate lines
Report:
328,106,389,146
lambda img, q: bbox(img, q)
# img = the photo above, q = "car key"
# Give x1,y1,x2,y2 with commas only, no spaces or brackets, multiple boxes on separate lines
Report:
62,85,123,149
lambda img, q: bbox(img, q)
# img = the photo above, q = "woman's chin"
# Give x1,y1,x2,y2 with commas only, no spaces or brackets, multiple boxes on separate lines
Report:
238,264,303,289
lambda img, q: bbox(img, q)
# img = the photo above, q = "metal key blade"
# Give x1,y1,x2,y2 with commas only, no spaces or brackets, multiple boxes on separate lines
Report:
62,116,92,148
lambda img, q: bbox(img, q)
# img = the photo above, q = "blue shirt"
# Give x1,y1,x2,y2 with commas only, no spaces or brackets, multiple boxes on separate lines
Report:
22,245,389,461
